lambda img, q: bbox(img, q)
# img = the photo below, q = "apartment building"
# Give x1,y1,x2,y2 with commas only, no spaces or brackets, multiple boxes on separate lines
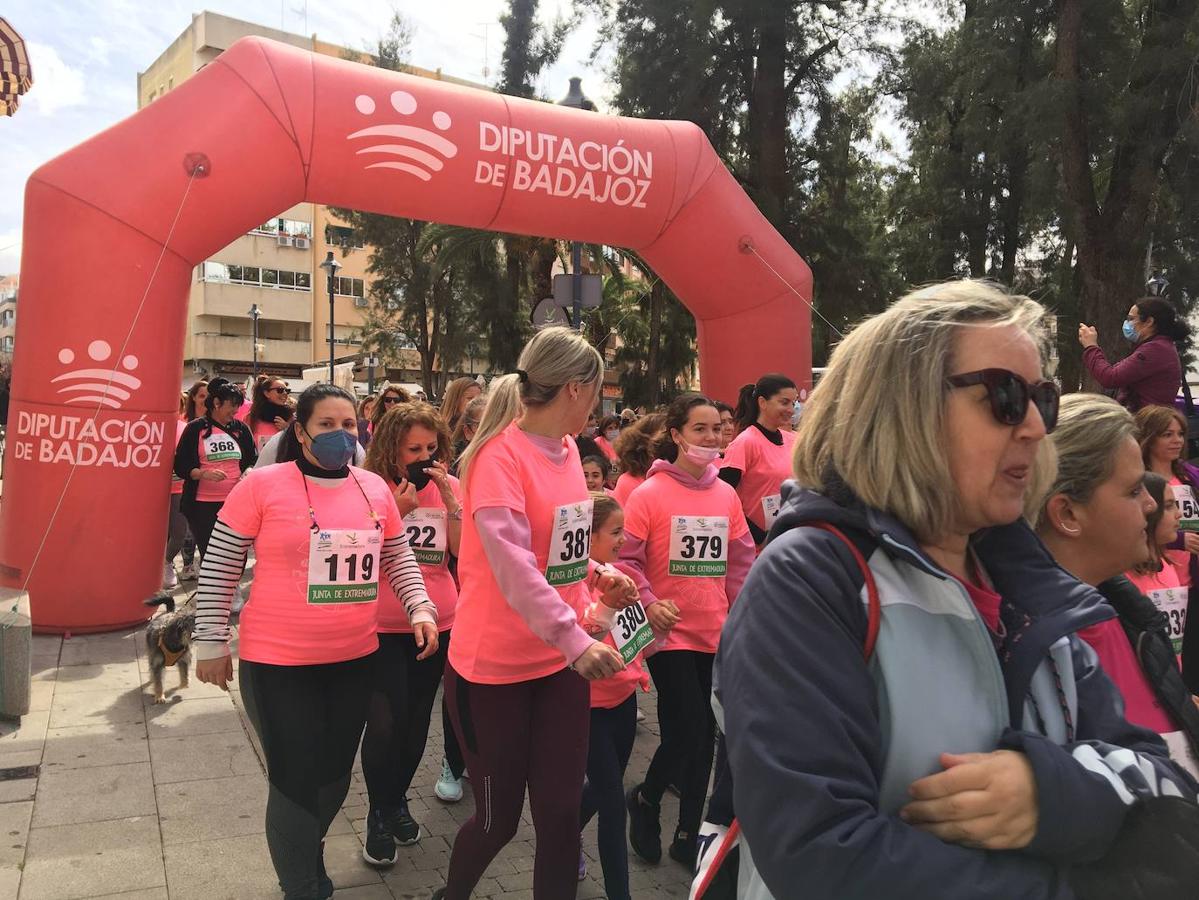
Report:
138,11,486,392
0,274,17,361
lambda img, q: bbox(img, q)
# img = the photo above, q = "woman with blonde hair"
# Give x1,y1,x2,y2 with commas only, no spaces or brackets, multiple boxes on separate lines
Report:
1135,404,1199,692
435,326,639,900
714,280,1197,899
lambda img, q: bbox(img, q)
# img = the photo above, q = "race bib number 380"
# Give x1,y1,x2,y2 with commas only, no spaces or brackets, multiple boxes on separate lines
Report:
612,601,654,664
669,516,729,577
546,500,593,587
307,529,381,604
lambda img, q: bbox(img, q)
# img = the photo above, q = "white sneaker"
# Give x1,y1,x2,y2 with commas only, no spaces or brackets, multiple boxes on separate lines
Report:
434,759,463,803
231,585,247,614
162,562,178,590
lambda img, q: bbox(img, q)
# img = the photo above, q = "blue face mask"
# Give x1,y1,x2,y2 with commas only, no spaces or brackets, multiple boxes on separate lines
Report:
304,428,357,470
1122,319,1139,342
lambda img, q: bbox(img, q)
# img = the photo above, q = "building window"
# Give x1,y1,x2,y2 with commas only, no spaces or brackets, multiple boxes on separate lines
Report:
335,276,365,298
199,261,311,291
250,218,313,238
2,337,12,352
325,225,365,249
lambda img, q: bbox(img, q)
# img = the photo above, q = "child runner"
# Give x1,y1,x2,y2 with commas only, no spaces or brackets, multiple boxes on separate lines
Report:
581,454,609,494
619,393,755,869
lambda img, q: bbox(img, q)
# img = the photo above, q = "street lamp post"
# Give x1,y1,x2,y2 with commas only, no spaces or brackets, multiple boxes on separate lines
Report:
319,251,342,383
247,304,261,377
558,77,596,333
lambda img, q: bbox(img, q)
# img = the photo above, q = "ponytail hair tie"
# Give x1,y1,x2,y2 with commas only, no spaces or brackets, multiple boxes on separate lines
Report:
515,369,529,384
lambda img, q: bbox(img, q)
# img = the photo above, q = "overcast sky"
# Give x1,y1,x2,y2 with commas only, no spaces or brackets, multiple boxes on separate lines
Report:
0,0,614,274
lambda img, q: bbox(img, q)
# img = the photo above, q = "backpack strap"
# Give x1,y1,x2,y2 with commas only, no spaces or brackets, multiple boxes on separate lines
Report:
692,521,882,900
804,521,881,660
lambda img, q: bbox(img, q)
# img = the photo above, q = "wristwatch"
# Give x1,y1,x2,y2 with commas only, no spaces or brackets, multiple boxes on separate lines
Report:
447,507,463,521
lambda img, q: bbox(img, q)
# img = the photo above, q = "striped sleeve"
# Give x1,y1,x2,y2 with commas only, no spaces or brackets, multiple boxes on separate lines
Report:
380,532,436,628
191,520,252,659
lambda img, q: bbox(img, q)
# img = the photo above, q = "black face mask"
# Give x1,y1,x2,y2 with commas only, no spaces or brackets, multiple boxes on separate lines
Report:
403,459,436,491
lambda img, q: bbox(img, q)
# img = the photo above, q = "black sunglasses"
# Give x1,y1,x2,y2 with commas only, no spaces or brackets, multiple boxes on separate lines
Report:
381,395,402,405
947,368,1060,433
269,386,290,395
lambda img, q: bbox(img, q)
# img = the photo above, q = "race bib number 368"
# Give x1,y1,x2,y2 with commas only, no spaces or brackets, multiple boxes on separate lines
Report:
546,500,593,587
669,516,729,577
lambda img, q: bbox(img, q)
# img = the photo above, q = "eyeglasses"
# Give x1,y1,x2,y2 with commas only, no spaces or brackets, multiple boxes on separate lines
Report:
946,369,1060,434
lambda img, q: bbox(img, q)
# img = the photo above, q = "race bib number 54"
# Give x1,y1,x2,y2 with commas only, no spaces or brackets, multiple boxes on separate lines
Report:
546,500,593,587
669,516,729,577
1173,484,1199,532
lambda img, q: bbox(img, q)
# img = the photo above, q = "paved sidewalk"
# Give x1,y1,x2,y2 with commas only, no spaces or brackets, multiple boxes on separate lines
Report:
0,608,693,899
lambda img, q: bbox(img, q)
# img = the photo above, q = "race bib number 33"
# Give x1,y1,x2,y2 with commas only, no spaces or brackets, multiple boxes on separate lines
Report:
307,529,381,605
546,500,593,587
669,516,729,577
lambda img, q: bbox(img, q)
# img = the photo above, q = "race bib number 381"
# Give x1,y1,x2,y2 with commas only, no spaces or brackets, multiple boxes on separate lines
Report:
307,529,381,604
546,500,593,587
669,516,729,577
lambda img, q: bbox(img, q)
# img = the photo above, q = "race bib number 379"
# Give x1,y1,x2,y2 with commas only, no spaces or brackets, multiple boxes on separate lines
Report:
546,500,593,587
669,516,730,577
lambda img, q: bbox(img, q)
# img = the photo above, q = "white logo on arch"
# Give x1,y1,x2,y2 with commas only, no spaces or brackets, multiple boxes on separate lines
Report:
53,340,142,409
348,90,457,182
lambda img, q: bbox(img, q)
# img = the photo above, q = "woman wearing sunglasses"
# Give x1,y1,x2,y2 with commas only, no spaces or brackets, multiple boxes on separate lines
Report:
713,281,1197,900
247,378,295,452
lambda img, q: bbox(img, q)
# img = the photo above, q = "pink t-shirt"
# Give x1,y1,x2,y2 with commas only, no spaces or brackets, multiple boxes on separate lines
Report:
1127,565,1189,658
595,436,618,461
1079,617,1176,735
619,470,749,654
1167,477,1193,586
251,420,279,452
170,420,187,496
218,463,404,666
612,472,644,507
450,422,593,684
195,424,243,503
379,477,460,633
721,424,796,535
588,586,651,710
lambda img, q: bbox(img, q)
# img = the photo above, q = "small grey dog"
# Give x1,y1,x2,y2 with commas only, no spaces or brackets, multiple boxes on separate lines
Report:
144,593,195,703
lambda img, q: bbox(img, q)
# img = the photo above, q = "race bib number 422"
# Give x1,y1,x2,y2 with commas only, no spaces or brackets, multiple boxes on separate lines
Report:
546,500,593,587
307,529,381,605
669,516,729,577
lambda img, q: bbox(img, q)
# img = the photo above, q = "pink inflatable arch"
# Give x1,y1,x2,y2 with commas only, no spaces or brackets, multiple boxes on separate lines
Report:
1,38,811,632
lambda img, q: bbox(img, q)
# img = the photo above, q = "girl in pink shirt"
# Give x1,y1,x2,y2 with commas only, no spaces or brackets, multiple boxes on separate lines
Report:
359,402,466,864
720,374,799,546
439,327,638,900
192,384,435,899
619,393,755,870
578,493,663,900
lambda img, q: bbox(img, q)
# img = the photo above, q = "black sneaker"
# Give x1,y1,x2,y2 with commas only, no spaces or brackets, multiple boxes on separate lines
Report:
626,783,662,864
387,798,421,846
669,830,697,870
317,841,334,899
362,808,397,867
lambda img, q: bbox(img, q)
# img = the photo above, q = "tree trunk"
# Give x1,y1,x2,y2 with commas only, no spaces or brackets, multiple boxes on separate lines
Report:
746,5,788,228
647,280,663,409
1076,239,1146,389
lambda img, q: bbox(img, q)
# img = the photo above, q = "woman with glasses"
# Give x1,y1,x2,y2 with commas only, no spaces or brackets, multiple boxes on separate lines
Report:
714,281,1197,899
247,378,295,452
369,385,411,439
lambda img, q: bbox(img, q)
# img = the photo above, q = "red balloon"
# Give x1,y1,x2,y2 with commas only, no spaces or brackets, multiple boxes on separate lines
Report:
0,38,811,631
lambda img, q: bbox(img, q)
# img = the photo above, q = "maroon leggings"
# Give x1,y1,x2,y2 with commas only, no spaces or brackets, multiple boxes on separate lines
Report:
443,662,590,900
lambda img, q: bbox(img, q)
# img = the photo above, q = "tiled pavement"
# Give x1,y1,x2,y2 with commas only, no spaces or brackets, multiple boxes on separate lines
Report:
0,605,693,899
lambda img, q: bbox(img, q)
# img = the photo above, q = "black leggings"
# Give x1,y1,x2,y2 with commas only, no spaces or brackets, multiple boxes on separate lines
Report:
360,631,451,811
580,694,637,900
443,662,590,900
182,500,223,560
240,653,374,900
643,649,716,840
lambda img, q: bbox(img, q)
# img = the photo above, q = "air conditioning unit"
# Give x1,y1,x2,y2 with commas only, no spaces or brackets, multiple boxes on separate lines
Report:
294,236,311,249
354,297,369,308
276,234,293,247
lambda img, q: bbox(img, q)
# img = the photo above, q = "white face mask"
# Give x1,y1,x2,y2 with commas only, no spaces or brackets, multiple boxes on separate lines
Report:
605,429,620,442
680,439,721,466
